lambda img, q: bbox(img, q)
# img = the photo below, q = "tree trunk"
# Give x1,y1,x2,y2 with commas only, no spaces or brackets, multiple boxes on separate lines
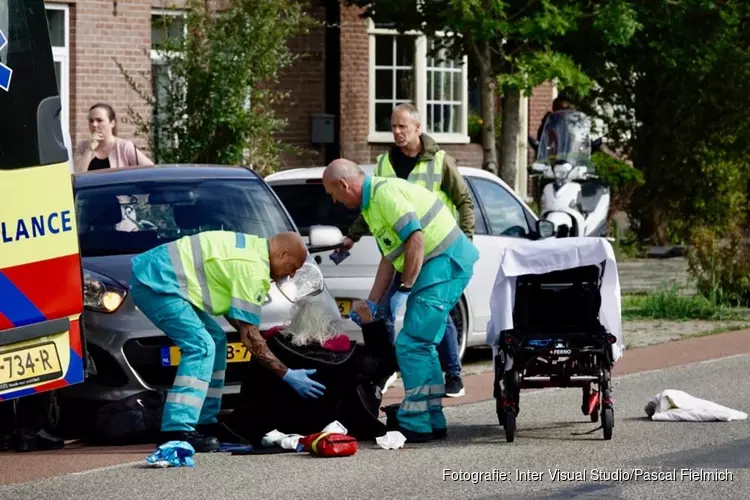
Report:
500,85,521,188
478,45,498,175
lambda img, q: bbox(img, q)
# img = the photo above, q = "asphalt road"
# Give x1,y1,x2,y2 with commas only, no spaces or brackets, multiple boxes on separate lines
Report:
1,353,747,500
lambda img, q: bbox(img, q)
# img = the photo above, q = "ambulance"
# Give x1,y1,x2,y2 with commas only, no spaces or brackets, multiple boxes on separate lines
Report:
0,0,86,403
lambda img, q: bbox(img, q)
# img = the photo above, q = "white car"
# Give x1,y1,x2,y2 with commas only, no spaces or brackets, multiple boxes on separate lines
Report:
266,165,554,359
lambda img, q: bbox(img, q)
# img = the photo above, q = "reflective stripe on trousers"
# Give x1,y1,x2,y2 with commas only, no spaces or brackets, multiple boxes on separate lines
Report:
401,384,445,413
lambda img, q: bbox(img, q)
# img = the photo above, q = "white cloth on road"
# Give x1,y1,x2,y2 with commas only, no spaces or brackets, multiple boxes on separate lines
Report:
645,389,748,422
485,236,624,363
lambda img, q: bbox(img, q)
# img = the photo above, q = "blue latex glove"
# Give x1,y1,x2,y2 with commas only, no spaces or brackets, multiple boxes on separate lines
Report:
282,368,326,399
350,299,380,327
389,290,410,318
145,440,195,467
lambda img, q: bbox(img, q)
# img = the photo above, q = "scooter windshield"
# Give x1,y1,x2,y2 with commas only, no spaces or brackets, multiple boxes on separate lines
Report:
536,110,592,167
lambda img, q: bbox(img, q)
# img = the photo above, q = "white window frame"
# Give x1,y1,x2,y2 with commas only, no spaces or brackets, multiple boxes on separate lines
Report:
368,20,469,144
150,9,188,150
45,3,69,139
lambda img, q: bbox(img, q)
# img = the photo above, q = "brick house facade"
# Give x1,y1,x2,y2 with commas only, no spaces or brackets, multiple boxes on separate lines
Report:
48,0,553,196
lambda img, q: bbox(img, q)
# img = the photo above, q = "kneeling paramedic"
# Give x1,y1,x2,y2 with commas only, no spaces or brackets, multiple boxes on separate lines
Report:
129,230,326,452
323,160,479,442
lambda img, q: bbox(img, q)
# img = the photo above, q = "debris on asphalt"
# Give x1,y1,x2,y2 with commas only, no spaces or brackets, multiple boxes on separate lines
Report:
145,440,195,468
375,431,406,450
645,389,748,421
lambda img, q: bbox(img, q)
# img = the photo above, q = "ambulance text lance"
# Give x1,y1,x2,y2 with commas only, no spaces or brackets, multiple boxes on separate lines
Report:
0,210,74,244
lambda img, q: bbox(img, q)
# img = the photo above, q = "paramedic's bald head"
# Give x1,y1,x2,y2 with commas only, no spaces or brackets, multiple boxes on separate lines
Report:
268,231,307,280
323,159,365,210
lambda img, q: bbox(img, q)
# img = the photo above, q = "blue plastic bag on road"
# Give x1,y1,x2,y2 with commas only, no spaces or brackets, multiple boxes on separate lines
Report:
145,440,195,468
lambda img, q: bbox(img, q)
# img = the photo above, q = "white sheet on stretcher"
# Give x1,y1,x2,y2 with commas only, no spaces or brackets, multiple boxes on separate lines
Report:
485,237,624,363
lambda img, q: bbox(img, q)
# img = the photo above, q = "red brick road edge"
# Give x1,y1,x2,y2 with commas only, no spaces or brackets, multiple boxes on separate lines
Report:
0,329,747,486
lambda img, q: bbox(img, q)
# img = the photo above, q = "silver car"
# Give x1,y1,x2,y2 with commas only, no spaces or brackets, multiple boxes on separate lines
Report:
62,164,343,414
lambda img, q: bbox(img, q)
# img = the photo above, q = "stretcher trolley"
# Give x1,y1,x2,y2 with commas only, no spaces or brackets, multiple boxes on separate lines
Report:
486,237,624,442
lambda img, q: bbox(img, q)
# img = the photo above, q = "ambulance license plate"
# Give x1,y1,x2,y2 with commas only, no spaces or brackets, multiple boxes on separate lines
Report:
0,341,63,391
161,342,251,367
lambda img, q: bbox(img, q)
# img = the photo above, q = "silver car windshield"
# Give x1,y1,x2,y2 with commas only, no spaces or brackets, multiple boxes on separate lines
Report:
536,110,592,167
75,178,294,257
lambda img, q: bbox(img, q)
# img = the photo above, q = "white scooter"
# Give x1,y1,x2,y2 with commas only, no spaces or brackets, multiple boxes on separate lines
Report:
529,110,610,238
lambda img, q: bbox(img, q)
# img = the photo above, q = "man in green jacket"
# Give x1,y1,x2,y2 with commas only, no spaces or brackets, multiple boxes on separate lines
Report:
341,103,476,398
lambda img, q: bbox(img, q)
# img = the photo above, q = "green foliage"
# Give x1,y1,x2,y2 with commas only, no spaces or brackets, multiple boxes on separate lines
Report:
611,225,643,260
558,0,750,244
467,112,483,142
621,285,746,321
591,151,644,218
115,0,316,175
687,224,750,307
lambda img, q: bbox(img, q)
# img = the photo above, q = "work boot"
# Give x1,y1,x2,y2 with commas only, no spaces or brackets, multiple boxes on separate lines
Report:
445,373,465,398
161,431,219,453
12,429,65,452
397,426,433,443
432,428,447,440
382,404,401,431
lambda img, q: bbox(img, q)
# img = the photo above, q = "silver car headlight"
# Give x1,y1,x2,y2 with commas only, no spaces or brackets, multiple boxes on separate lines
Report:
83,269,127,313
277,262,324,303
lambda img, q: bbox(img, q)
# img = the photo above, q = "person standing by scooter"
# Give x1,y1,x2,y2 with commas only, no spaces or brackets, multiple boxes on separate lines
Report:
339,103,475,398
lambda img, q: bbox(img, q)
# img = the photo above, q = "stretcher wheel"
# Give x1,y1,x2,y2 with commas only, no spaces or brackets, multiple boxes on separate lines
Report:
602,408,613,440
495,398,505,427
503,409,516,443
581,384,591,415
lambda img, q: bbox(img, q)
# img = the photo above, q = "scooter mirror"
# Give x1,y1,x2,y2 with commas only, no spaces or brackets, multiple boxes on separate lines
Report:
536,220,556,239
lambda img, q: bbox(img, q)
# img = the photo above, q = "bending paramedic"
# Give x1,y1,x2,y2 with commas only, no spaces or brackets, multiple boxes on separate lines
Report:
323,159,479,443
341,103,475,398
129,230,326,452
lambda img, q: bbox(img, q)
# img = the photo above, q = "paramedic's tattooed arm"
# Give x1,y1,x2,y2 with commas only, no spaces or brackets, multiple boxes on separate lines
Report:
237,322,288,378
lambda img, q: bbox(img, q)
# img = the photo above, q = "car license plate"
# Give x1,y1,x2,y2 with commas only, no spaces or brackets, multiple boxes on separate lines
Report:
336,299,352,317
160,342,251,367
0,342,63,391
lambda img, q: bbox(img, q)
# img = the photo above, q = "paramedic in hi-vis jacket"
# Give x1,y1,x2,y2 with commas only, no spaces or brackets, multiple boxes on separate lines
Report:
323,159,479,443
129,230,326,452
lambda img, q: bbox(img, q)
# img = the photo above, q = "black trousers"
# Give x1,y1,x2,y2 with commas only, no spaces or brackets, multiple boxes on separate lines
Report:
0,393,50,434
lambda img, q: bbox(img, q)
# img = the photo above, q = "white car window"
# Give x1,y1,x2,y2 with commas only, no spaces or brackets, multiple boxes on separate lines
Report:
465,178,489,235
470,177,530,238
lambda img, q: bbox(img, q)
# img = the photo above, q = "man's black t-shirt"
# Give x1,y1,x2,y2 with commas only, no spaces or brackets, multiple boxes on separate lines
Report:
388,146,420,179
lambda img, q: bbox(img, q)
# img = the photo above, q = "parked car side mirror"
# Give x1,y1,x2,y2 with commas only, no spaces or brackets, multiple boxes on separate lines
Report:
308,224,345,253
536,220,556,239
